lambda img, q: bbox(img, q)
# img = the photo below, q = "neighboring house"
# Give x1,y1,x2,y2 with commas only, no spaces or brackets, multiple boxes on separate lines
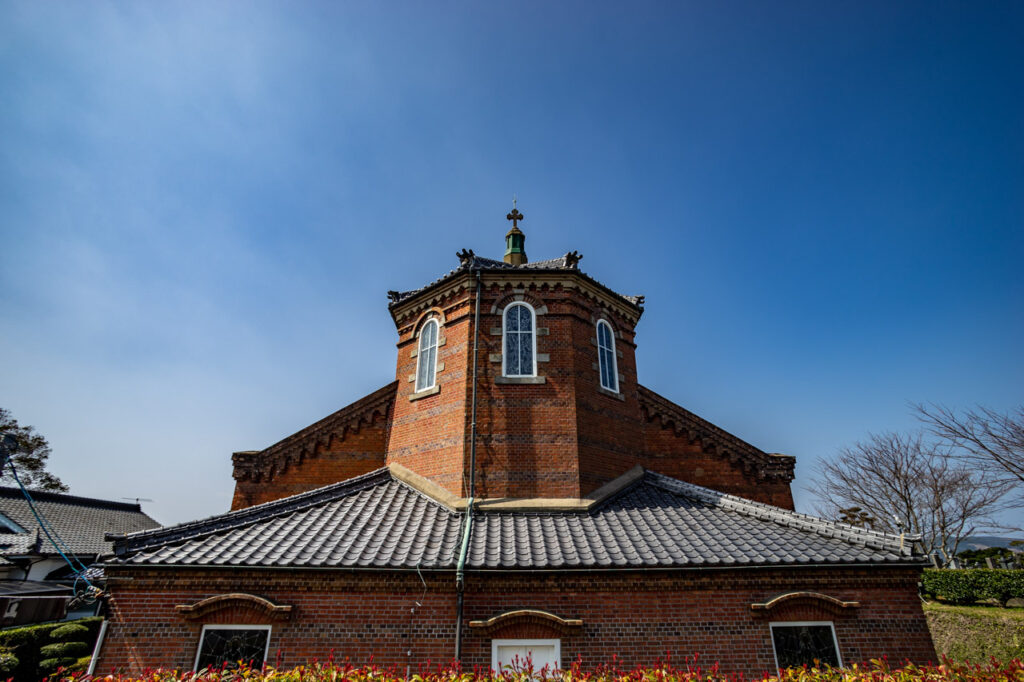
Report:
0,487,159,625
96,215,936,675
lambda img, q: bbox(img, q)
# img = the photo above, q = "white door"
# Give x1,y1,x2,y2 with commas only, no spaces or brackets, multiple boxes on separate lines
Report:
492,639,560,673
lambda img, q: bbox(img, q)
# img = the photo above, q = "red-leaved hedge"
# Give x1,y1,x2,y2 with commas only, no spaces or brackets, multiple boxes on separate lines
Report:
56,656,1024,682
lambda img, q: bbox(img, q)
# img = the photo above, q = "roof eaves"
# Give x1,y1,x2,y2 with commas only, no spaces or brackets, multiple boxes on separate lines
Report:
388,256,643,319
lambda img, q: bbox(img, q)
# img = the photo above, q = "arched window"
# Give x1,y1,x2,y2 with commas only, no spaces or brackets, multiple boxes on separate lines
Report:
596,320,618,392
415,318,439,391
503,303,536,377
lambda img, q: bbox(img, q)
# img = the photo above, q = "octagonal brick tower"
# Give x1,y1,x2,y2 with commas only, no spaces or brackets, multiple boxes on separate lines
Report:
231,209,796,510
385,211,646,499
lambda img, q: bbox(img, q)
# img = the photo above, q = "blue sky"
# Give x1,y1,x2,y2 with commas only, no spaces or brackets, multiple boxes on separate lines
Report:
1,2,1021,527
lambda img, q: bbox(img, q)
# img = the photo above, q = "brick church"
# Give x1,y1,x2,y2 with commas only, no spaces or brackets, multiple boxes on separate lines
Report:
96,209,935,675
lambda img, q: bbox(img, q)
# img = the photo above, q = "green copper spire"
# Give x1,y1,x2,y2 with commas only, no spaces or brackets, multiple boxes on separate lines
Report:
504,199,527,265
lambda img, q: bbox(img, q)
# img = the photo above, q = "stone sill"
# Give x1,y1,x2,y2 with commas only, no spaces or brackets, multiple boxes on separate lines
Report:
494,376,547,385
408,385,440,401
598,386,625,401
490,354,549,364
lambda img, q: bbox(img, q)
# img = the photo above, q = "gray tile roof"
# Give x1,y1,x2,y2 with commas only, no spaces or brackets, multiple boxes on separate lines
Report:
112,469,462,568
387,250,644,310
0,533,35,565
0,487,160,557
110,468,923,570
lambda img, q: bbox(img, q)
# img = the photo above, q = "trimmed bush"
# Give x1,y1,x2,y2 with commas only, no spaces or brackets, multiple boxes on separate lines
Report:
0,649,19,675
70,654,92,672
0,616,101,681
50,624,89,642
922,569,1024,606
38,656,76,674
40,642,89,660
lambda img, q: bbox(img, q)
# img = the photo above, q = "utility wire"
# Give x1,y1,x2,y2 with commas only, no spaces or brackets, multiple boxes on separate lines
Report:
0,434,100,604
7,462,92,577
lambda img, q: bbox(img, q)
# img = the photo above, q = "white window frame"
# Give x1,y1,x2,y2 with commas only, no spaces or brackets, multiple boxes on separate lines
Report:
193,624,272,672
491,638,561,674
502,302,537,377
415,317,440,392
769,621,842,670
596,319,619,393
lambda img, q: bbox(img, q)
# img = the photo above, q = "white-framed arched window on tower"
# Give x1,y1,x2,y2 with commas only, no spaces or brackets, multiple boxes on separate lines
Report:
502,302,536,377
596,319,618,393
415,318,440,392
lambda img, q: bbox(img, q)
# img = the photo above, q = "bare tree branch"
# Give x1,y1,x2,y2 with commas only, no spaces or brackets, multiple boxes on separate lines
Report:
915,403,1024,506
811,430,1014,566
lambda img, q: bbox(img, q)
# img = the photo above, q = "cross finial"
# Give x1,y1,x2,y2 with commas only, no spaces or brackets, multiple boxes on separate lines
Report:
503,200,527,264
506,201,523,229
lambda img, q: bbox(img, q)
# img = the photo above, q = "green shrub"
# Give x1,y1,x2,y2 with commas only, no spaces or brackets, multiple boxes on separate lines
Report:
39,641,88,659
49,623,89,642
922,569,1024,606
976,570,1024,605
0,616,101,681
37,656,76,674
47,654,90,679
0,649,19,675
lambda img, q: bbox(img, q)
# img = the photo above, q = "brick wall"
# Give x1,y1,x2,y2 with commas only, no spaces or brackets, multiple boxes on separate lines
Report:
469,283,584,499
386,292,473,496
570,301,646,496
231,412,390,509
96,566,934,676
640,419,795,508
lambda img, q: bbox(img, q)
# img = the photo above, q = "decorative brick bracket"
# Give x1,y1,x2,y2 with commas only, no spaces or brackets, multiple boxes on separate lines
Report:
469,609,583,635
176,593,294,622
750,591,860,615
232,382,396,484
638,385,795,483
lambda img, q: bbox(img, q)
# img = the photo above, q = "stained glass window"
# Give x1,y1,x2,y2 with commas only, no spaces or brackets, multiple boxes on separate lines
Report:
416,318,439,391
597,320,618,392
195,626,270,671
770,623,841,669
503,303,535,376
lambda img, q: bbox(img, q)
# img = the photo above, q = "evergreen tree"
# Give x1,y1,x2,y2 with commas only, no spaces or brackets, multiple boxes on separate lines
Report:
0,408,68,492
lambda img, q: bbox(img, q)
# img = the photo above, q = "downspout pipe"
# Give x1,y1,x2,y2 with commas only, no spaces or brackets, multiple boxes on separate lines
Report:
455,270,482,662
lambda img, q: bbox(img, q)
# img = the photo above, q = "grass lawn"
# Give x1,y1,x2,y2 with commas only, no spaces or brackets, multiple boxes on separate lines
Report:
924,601,1024,664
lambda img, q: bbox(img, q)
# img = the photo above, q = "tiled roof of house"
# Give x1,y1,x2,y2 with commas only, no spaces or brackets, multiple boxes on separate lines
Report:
0,533,36,564
0,487,160,557
387,250,645,311
109,467,923,570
